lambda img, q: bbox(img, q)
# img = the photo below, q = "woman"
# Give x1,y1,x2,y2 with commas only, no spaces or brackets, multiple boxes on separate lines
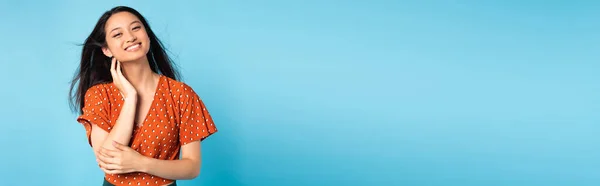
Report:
68,6,218,186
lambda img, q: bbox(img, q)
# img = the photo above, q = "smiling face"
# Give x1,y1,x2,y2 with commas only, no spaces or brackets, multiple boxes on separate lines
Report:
101,11,151,62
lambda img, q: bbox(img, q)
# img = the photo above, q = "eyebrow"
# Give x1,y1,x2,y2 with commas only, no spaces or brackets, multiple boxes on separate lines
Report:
110,20,142,33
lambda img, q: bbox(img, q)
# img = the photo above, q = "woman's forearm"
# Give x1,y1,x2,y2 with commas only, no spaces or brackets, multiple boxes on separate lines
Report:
101,97,137,150
138,156,200,180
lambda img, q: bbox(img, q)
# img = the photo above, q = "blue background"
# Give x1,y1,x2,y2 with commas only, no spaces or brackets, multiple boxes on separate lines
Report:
1,0,599,185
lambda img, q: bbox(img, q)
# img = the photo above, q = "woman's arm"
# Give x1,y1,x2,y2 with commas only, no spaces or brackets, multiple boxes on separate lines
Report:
97,140,201,177
90,96,137,154
139,141,202,180
92,58,138,155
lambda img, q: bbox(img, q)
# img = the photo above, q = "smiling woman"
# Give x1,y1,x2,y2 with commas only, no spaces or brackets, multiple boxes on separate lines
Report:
68,6,218,186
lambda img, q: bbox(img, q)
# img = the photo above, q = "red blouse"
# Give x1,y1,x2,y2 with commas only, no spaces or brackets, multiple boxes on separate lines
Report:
77,74,218,185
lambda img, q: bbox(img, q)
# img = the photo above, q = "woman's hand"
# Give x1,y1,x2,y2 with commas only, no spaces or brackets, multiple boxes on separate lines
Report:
96,141,146,174
110,57,137,99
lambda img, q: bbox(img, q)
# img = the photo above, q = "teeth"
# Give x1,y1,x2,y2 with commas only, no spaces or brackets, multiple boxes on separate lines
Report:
125,43,140,51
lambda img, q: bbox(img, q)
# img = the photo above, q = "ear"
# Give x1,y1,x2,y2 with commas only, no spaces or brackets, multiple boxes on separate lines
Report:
102,47,113,58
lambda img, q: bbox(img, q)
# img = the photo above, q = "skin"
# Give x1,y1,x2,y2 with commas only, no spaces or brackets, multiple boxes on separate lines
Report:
90,12,202,184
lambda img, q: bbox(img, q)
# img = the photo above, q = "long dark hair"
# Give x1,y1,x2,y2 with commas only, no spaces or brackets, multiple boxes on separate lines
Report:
69,6,180,114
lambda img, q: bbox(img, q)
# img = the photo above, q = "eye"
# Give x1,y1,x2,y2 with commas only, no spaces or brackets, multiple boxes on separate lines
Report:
133,26,141,30
112,33,122,38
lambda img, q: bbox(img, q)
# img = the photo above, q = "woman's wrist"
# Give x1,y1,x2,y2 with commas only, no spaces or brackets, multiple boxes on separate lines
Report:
120,90,138,101
136,155,152,173
123,94,138,103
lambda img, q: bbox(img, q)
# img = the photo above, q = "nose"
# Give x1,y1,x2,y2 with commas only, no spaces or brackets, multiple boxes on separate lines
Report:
125,31,137,43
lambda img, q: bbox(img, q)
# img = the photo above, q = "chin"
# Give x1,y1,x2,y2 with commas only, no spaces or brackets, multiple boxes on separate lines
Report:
119,51,149,62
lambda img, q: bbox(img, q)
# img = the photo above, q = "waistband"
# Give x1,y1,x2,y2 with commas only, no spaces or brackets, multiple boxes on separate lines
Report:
103,178,177,186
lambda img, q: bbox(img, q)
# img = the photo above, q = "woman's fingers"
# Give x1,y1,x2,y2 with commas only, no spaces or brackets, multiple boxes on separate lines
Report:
98,147,114,157
109,57,125,96
97,151,114,164
110,57,119,85
101,167,123,174
101,147,121,158
97,148,122,165
97,149,124,172
107,57,136,98
97,157,121,170
116,60,124,78
115,60,136,98
110,57,117,75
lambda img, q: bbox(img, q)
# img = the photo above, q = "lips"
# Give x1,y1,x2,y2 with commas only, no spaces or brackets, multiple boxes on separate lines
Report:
124,42,142,51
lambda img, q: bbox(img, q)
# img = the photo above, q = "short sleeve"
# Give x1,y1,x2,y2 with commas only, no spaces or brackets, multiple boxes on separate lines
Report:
76,85,112,147
178,86,218,145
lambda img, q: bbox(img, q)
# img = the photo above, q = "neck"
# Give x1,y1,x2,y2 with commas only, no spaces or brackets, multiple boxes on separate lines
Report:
120,56,158,93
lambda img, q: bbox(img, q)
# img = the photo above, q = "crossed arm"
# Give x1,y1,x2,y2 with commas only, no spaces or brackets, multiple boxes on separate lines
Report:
90,97,202,180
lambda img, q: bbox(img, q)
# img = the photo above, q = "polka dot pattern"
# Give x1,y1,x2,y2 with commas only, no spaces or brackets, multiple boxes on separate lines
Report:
77,75,218,186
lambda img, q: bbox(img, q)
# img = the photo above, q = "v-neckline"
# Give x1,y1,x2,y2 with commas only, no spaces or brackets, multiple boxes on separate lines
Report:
134,74,163,131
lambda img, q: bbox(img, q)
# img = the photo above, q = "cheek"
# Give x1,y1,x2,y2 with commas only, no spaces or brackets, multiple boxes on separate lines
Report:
140,32,151,46
106,40,122,53
141,35,151,51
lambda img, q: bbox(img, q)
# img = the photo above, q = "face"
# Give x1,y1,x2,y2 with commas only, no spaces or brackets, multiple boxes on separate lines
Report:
102,12,151,62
